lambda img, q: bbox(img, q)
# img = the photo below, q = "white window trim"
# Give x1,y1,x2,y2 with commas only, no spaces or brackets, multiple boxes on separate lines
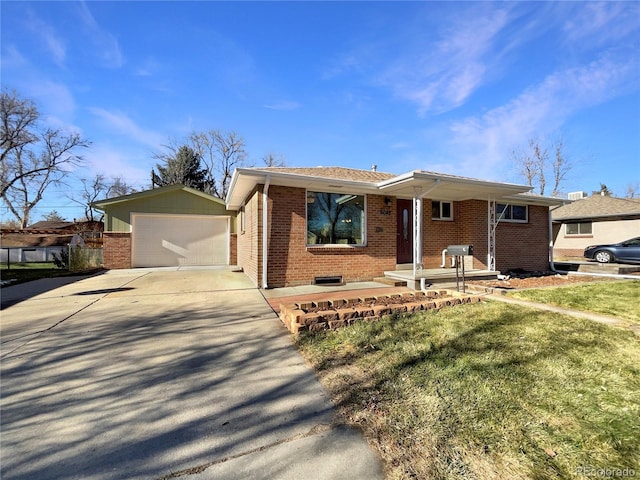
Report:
497,203,528,223
432,200,453,221
305,190,367,247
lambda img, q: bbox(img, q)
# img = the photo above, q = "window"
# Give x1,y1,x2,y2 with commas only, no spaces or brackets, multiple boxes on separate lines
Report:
497,203,528,222
432,201,453,220
566,222,592,235
307,191,365,245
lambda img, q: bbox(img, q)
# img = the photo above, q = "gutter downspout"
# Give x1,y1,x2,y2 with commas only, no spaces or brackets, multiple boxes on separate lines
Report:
262,175,270,289
548,207,639,280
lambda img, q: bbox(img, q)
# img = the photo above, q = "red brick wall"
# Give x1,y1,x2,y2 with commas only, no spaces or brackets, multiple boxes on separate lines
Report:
237,187,261,287
495,205,550,272
239,186,552,287
103,233,131,269
266,186,396,287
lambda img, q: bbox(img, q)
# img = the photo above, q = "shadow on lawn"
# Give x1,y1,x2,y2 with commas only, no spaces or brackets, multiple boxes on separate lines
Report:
301,304,639,478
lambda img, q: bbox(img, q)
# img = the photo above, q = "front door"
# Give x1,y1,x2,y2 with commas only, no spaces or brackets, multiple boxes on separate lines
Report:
396,199,413,264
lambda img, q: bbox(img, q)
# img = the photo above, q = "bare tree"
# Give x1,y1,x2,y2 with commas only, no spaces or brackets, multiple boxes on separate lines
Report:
189,130,249,198
69,173,136,221
512,137,571,197
1,90,90,228
262,152,286,167
154,130,251,199
624,182,639,199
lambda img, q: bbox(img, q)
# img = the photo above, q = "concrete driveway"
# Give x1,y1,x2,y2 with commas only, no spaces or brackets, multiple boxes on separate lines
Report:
1,269,383,480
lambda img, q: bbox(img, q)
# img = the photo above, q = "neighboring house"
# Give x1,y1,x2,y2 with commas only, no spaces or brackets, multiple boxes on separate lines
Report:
552,193,640,258
93,184,236,268
225,167,563,288
0,220,102,263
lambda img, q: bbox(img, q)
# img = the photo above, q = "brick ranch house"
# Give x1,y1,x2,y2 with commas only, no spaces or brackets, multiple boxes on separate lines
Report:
225,167,564,288
96,167,563,288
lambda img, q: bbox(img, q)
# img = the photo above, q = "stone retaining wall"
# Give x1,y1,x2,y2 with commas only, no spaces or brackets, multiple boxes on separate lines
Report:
279,290,482,333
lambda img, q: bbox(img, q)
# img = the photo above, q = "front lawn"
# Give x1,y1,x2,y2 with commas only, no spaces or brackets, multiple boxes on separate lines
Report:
509,280,640,325
296,302,640,480
0,262,67,286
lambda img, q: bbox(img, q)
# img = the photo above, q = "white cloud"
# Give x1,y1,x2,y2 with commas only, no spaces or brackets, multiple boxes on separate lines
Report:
77,1,124,68
1,44,28,69
377,5,512,115
27,80,77,127
84,145,151,187
443,51,639,180
89,108,164,149
25,11,66,66
263,100,302,111
563,2,639,45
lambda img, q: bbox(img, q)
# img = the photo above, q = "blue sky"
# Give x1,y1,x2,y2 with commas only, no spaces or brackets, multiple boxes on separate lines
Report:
2,1,639,222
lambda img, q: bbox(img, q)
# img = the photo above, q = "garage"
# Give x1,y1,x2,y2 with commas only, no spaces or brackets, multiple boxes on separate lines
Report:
93,184,237,269
132,213,229,267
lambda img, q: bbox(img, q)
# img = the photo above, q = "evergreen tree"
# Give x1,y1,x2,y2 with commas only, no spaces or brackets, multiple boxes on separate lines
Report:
153,145,207,191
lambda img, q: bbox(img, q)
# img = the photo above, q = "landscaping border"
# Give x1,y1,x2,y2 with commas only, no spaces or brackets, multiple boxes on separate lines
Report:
279,289,483,333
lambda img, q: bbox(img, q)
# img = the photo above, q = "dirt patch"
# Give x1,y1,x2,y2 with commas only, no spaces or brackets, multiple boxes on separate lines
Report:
468,270,618,290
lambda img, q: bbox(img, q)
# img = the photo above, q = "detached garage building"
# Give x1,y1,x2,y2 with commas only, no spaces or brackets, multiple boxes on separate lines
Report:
94,184,237,269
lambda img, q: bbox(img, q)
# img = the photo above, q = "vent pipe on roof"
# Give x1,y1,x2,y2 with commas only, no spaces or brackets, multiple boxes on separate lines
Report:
371,164,377,172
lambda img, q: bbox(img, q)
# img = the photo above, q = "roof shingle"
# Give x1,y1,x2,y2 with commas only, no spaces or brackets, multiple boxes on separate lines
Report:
248,166,397,183
552,195,640,221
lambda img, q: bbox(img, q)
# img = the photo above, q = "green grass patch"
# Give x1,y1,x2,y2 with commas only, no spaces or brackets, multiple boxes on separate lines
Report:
296,303,640,480
0,262,68,286
509,280,640,324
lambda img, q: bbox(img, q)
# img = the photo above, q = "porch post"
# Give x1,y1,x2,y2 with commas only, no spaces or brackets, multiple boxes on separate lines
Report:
487,196,496,271
413,187,423,277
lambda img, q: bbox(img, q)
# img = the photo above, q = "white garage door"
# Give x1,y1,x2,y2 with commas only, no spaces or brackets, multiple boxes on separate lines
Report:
132,214,229,267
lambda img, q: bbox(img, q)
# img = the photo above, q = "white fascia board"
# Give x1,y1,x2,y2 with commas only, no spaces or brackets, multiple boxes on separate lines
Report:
226,168,382,209
501,193,568,206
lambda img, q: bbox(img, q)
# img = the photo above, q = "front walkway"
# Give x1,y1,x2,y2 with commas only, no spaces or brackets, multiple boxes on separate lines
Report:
486,294,640,336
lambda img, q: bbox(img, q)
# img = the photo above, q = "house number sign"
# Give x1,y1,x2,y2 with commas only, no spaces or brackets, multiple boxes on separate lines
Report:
379,208,391,216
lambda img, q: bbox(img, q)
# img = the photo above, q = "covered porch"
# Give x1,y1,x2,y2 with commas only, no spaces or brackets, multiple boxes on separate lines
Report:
379,170,534,282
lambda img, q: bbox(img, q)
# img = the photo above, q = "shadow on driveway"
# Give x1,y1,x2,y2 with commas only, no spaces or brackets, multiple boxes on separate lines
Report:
0,271,383,480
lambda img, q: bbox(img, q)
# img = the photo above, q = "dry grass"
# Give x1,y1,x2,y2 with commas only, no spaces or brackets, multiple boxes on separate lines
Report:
509,280,640,325
296,303,640,479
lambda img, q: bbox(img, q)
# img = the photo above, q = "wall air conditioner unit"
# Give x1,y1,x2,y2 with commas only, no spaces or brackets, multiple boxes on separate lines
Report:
568,191,587,200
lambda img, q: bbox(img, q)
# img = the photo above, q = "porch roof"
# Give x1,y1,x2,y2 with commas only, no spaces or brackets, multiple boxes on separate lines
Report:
377,170,531,201
226,167,564,209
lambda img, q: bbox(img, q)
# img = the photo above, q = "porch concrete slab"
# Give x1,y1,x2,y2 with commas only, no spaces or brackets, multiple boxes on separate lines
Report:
1,270,384,480
261,280,403,299
263,284,412,313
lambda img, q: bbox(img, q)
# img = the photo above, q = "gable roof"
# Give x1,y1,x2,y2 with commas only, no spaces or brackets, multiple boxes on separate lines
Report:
92,184,225,209
551,194,640,221
226,166,564,210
